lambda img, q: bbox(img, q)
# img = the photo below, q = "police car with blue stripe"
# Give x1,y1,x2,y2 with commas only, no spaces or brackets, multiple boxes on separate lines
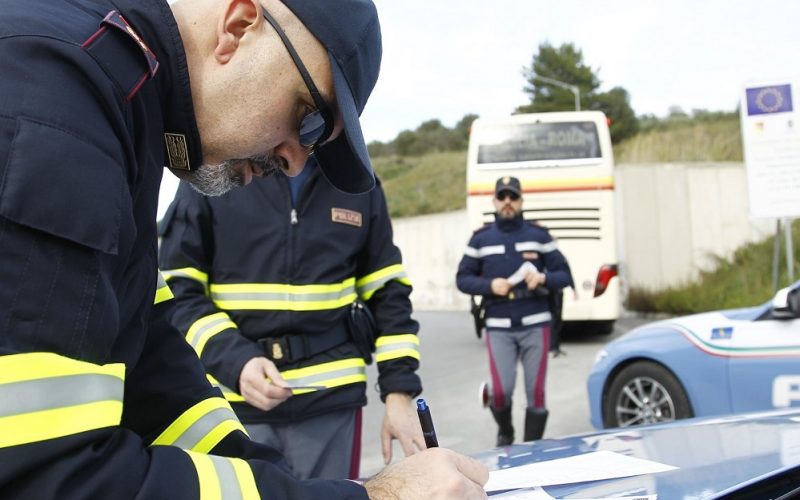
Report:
588,282,800,429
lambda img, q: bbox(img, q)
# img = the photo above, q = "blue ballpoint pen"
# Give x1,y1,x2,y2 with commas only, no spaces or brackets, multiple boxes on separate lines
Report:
416,398,439,448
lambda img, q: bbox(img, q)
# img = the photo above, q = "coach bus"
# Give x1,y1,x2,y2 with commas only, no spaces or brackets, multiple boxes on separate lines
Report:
466,111,620,333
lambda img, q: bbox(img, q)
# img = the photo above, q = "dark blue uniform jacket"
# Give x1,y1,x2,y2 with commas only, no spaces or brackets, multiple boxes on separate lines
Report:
456,215,571,329
158,172,421,424
0,0,365,497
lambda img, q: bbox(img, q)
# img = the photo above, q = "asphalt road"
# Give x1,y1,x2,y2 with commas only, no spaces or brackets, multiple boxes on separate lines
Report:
358,310,652,476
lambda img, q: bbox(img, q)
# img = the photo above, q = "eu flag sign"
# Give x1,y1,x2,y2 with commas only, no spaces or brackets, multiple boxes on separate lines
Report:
745,84,793,116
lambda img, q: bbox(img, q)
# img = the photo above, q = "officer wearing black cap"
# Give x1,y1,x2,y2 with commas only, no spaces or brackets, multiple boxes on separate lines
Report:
0,0,487,498
456,176,572,446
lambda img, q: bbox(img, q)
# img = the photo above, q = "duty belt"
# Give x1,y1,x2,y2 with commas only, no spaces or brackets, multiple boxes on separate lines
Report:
259,324,350,367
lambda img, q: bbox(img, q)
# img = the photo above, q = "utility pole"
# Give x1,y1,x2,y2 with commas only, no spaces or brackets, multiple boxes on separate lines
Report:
533,74,580,111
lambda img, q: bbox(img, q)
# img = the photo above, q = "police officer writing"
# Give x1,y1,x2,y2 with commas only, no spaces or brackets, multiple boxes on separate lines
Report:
0,0,487,498
456,177,571,446
159,156,425,480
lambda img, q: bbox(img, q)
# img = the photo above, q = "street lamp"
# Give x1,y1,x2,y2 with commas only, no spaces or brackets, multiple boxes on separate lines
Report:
533,74,580,111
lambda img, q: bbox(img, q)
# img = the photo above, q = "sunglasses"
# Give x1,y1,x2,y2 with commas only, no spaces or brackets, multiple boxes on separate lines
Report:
496,191,520,201
262,8,335,151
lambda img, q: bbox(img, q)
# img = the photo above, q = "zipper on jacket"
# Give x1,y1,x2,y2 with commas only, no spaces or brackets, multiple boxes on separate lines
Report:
290,208,298,225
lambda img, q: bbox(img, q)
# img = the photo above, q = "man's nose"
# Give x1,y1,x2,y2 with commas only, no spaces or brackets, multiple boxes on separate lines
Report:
273,141,310,177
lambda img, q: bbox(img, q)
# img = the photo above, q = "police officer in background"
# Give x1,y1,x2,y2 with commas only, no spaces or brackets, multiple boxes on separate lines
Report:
456,177,571,446
159,156,424,479
0,0,488,497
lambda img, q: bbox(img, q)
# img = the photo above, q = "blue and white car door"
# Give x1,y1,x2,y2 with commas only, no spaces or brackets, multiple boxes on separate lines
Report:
723,317,800,412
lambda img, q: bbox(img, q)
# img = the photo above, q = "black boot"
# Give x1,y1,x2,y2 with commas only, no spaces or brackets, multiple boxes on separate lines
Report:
490,406,514,446
524,408,549,442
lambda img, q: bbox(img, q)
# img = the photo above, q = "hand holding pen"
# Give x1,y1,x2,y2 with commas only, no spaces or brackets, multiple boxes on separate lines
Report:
416,398,439,448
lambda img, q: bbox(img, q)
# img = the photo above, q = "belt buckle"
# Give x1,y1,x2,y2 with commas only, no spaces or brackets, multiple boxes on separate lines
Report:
263,336,291,365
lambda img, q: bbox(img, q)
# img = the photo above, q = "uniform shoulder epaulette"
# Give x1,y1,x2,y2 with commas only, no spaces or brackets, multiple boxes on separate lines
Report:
81,10,159,102
528,220,552,233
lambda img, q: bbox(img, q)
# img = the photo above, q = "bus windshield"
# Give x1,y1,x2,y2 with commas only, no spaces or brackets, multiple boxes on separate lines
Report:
477,121,601,164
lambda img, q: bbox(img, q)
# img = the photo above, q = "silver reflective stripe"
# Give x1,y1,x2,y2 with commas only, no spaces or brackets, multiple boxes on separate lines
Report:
211,455,244,500
485,317,512,328
287,365,366,387
156,272,168,289
358,269,407,296
465,245,508,259
211,288,355,303
522,311,552,325
0,374,123,418
170,407,239,450
190,315,233,350
376,341,418,355
515,241,558,253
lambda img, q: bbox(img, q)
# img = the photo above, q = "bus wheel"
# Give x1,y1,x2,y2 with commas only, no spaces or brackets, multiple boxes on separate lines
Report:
596,321,615,335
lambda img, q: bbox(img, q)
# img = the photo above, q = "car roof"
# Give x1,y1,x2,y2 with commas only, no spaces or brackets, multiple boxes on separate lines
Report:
472,408,800,497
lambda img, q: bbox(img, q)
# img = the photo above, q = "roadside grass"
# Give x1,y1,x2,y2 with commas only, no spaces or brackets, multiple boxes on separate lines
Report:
373,151,467,218
615,117,742,164
626,222,800,315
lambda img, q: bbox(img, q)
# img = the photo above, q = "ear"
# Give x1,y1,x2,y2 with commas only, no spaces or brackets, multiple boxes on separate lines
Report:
214,0,261,64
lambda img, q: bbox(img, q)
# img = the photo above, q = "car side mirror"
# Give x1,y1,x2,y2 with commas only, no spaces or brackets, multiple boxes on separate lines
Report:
771,283,800,318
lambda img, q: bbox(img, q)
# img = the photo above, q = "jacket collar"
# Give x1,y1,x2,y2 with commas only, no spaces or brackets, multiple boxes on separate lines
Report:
112,0,203,171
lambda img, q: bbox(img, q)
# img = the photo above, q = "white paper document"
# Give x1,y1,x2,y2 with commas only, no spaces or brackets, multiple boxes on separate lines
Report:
507,261,537,286
484,450,676,493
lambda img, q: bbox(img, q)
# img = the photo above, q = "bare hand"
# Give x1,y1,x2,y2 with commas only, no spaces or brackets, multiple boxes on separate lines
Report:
490,278,512,296
238,357,293,411
524,271,546,290
381,393,426,464
364,448,488,499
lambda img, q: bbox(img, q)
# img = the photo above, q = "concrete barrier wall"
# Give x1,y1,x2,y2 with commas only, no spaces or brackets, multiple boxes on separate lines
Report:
393,162,774,310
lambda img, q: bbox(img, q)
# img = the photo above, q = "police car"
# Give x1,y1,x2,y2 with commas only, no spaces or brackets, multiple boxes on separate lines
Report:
587,282,800,429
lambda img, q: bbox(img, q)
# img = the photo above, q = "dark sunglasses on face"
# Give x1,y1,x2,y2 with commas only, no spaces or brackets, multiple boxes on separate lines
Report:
262,8,335,151
496,191,520,201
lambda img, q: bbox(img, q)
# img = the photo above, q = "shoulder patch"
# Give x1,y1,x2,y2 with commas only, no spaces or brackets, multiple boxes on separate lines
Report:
81,11,159,101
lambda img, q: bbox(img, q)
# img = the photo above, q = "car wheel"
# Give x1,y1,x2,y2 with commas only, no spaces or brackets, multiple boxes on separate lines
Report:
602,361,693,428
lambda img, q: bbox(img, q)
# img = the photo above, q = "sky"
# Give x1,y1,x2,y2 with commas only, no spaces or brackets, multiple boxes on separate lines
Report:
359,0,800,143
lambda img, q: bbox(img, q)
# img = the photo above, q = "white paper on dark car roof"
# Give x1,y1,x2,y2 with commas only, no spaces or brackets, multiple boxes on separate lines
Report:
484,450,676,493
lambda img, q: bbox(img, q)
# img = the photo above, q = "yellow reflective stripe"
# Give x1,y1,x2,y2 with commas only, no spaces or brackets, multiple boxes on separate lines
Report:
151,397,247,452
162,267,209,286
0,401,124,448
375,334,421,362
0,353,124,448
356,264,411,301
154,272,174,304
187,312,238,356
231,457,260,499
187,452,221,500
207,374,246,403
185,451,260,500
0,352,124,383
281,358,366,394
188,452,258,500
210,279,356,311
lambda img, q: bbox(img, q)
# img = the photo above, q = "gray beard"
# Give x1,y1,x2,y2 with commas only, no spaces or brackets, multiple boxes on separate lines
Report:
188,154,284,197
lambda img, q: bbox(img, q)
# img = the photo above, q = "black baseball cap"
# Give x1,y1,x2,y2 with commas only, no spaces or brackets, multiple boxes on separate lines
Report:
495,176,522,196
282,0,381,194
